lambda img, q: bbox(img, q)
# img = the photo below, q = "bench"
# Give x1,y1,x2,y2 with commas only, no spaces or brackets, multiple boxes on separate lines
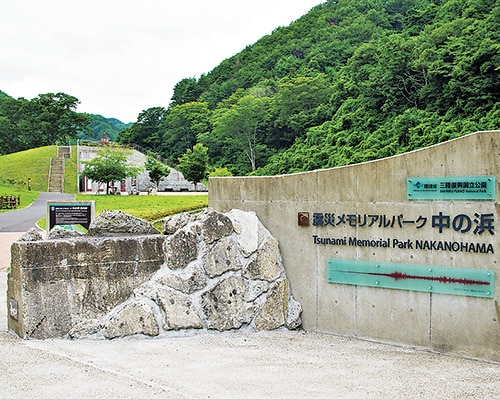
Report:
0,195,20,209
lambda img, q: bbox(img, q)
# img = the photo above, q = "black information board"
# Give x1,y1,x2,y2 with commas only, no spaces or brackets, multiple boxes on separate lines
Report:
47,202,95,231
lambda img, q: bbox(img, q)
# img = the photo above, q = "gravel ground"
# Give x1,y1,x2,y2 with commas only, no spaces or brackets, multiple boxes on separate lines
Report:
1,232,500,399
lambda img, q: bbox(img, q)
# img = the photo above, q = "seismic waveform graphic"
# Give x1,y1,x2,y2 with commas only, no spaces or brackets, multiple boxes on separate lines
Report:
328,259,494,298
349,270,490,286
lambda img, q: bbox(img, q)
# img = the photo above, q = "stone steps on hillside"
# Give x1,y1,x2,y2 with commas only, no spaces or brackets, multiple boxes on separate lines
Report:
48,146,71,192
48,156,64,193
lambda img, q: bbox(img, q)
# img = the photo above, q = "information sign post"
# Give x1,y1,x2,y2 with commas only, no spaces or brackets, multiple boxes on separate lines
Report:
46,201,96,232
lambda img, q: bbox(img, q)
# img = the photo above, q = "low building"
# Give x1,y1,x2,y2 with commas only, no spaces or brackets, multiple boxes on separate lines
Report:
77,143,207,194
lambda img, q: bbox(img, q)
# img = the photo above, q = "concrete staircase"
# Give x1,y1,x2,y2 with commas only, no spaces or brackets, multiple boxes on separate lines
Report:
48,146,70,192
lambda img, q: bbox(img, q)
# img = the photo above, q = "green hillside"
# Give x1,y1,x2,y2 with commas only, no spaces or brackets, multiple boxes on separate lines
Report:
0,145,80,195
0,146,56,191
0,146,77,194
0,146,56,209
118,0,499,176
64,146,78,194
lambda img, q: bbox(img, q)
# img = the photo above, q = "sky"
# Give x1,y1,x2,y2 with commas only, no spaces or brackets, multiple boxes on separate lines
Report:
0,0,322,123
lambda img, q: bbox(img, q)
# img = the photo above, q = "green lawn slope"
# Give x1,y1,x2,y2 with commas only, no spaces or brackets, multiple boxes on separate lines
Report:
0,146,56,192
0,146,56,209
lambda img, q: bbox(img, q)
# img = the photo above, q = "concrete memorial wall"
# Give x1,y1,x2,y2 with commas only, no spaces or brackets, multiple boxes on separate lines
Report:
208,131,500,361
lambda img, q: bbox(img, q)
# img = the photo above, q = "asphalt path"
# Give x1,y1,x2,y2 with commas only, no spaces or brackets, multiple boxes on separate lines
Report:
0,192,75,232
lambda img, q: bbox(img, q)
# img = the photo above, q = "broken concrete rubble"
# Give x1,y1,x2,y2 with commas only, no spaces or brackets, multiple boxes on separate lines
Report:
87,210,159,236
70,208,302,338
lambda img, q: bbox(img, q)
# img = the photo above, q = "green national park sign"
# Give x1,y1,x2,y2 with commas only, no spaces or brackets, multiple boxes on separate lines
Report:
406,176,495,200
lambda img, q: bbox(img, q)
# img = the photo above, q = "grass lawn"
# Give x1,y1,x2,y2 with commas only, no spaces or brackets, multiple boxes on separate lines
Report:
76,193,209,220
1,189,209,220
64,146,78,194
35,193,209,231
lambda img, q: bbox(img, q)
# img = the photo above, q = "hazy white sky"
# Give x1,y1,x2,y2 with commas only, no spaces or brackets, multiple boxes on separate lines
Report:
0,0,322,123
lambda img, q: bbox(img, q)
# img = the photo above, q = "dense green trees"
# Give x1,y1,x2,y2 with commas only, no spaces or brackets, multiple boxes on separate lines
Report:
199,92,271,173
117,107,167,152
0,93,91,155
0,91,129,153
158,102,211,166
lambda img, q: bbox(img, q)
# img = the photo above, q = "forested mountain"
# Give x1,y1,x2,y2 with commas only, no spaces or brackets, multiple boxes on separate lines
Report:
1,0,498,174
0,91,12,101
119,0,499,175
82,114,131,142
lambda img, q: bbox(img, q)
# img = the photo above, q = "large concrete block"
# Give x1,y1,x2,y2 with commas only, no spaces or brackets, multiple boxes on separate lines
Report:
7,235,165,339
317,283,356,335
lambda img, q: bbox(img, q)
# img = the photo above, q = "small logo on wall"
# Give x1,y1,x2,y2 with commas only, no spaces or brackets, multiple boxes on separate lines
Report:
9,298,18,321
298,212,309,226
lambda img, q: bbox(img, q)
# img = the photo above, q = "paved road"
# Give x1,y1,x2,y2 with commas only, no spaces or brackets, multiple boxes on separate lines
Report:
0,192,75,232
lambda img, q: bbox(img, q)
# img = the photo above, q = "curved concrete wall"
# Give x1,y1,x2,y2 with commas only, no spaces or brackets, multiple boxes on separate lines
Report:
209,131,500,361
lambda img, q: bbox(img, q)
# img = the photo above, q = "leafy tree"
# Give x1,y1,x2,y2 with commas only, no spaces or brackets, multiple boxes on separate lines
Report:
170,78,206,107
159,102,211,166
177,144,209,191
209,167,233,177
117,107,167,151
81,145,142,194
31,93,91,145
204,94,270,174
144,155,170,189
